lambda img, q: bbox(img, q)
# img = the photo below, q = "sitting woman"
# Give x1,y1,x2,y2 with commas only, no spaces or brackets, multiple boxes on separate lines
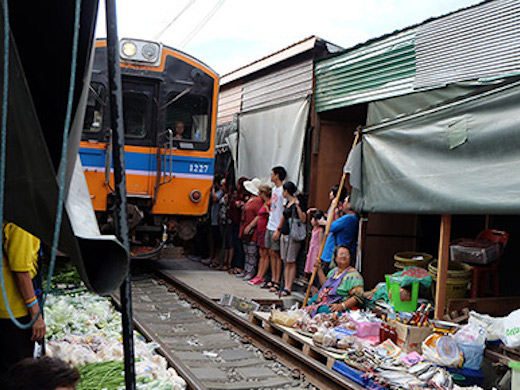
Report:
306,245,364,317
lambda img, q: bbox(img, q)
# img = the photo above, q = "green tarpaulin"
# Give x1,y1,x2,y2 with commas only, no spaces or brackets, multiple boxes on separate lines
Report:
350,79,520,214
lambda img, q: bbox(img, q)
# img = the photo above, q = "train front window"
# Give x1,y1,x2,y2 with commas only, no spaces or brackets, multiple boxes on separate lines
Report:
123,91,151,138
164,91,210,149
83,82,105,133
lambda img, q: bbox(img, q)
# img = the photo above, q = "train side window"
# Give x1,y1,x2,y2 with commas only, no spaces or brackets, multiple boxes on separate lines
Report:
83,82,105,133
164,92,210,149
123,91,151,139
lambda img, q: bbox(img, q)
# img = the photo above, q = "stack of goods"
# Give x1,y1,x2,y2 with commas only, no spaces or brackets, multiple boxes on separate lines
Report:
269,306,305,327
402,303,433,327
312,327,360,351
345,310,381,341
294,312,355,335
341,339,481,389
45,292,186,390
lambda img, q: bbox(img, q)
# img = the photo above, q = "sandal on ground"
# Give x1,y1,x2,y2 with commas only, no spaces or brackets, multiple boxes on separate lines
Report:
269,282,281,293
260,281,273,289
279,288,291,297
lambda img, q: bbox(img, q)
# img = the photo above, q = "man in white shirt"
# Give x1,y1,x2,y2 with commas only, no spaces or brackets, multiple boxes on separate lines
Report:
263,166,286,292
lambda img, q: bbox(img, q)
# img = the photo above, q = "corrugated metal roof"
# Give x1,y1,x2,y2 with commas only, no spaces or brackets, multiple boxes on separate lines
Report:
217,84,243,125
220,36,341,85
414,0,520,88
314,29,416,112
242,60,313,111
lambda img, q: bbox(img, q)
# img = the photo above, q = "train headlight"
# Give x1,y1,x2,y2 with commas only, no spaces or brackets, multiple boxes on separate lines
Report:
142,43,158,61
189,190,202,203
121,41,137,57
120,39,162,65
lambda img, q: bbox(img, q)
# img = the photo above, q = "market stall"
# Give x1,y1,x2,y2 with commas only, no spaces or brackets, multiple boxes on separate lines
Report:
43,272,186,390
348,79,520,317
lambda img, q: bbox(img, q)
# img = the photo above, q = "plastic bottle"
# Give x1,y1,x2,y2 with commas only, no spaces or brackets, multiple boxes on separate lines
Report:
417,304,432,327
380,315,388,342
409,303,425,325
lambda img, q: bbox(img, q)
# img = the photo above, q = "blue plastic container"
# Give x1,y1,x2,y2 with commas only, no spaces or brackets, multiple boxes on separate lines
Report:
332,361,385,389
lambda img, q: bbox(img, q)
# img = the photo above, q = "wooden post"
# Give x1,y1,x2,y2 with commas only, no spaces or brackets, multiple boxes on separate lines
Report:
303,131,360,306
434,214,452,319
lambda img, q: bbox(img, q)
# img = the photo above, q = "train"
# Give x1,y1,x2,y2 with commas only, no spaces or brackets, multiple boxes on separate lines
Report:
79,38,219,251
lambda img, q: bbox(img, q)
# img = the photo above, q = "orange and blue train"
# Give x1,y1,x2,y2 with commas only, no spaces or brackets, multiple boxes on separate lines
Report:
80,38,219,246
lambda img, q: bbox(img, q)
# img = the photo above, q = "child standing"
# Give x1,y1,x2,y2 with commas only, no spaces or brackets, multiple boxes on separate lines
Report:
304,210,325,275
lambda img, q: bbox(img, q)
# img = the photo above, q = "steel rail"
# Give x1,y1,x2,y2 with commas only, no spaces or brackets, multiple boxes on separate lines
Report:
152,268,363,390
111,294,207,390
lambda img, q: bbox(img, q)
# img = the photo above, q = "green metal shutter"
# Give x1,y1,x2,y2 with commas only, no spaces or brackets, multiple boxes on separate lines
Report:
315,29,416,112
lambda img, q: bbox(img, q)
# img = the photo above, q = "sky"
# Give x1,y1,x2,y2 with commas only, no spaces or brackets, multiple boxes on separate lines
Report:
96,0,484,76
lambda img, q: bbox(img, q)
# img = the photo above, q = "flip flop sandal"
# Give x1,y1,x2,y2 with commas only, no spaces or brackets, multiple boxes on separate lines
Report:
269,282,280,293
279,289,291,297
261,281,274,289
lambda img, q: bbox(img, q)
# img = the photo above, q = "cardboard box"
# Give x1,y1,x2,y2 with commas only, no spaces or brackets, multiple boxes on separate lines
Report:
393,321,433,353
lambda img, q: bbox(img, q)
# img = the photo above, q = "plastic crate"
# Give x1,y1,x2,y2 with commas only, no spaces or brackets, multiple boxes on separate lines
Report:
450,239,501,265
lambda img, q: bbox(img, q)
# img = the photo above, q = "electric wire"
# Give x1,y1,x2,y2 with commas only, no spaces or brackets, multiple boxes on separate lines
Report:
179,0,226,48
153,0,196,41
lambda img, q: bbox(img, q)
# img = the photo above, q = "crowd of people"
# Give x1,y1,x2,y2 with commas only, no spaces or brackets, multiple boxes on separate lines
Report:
189,165,365,306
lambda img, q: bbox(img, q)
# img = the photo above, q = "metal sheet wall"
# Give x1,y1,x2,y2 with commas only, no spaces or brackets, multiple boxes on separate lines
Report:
241,59,313,112
415,0,520,89
314,29,416,112
217,84,243,125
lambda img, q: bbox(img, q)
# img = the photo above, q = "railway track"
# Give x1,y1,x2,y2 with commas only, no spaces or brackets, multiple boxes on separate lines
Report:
113,265,361,390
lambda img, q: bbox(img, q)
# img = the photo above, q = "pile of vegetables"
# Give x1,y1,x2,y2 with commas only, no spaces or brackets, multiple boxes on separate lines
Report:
45,292,186,390
77,361,177,390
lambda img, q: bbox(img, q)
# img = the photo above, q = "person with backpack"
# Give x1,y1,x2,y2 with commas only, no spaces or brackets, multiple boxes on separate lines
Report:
276,181,306,297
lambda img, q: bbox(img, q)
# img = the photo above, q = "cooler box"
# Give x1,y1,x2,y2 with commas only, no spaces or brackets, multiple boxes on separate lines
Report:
450,238,501,265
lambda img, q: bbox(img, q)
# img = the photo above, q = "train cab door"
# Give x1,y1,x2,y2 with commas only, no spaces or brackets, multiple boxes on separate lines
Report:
121,78,158,200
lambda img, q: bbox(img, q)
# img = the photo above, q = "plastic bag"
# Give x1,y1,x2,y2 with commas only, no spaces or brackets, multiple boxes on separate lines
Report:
269,305,304,327
454,323,486,370
500,308,520,348
422,334,462,367
468,311,502,341
469,308,520,348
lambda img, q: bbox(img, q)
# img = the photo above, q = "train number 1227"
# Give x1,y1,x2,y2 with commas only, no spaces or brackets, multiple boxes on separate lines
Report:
189,163,209,173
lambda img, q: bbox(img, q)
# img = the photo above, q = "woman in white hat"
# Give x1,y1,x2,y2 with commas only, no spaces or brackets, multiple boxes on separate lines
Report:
238,178,264,280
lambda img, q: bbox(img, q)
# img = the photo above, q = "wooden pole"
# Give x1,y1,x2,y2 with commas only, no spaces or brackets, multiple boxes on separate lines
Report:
303,131,360,306
434,214,451,319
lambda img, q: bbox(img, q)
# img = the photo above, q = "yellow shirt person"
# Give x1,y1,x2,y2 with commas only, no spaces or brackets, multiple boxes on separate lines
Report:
1,223,40,318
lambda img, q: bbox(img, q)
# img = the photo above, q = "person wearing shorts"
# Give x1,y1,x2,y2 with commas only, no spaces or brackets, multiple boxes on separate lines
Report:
280,235,300,263
276,181,306,297
264,166,286,292
265,229,280,251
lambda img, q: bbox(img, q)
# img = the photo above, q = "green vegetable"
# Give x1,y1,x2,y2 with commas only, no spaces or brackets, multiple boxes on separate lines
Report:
77,361,126,390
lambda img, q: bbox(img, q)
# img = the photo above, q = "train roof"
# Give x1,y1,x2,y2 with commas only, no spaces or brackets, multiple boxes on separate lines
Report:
95,38,219,80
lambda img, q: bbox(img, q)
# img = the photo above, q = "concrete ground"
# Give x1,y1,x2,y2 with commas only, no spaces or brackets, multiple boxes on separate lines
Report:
153,255,282,304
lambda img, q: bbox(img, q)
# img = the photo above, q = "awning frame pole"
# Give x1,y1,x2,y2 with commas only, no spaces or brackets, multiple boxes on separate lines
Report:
434,214,451,319
303,131,360,307
105,0,136,388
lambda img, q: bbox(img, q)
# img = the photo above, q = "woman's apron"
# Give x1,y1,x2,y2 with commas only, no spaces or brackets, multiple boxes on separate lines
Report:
306,268,352,317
